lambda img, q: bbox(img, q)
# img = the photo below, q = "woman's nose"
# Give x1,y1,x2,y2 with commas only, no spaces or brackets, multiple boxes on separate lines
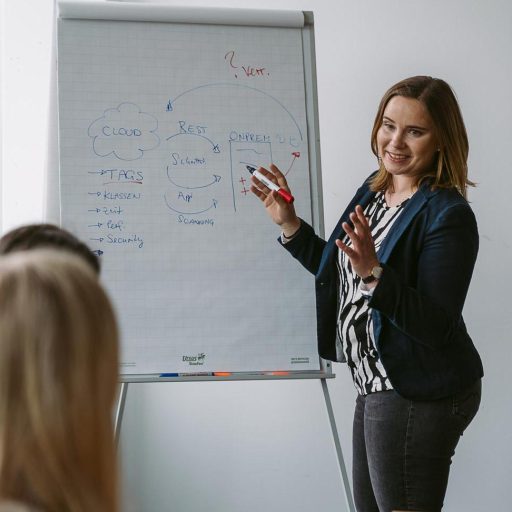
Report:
391,130,405,146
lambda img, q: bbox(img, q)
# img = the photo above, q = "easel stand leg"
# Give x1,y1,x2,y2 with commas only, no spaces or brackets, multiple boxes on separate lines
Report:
321,378,355,512
114,378,355,509
114,382,128,447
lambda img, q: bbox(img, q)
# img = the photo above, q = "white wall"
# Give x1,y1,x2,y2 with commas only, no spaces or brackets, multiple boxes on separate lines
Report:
2,0,511,510
1,0,54,229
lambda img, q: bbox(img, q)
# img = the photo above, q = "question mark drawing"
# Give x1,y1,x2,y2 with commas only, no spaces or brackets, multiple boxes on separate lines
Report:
224,50,238,79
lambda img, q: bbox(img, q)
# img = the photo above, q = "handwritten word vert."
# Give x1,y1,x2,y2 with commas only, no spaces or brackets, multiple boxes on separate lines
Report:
224,50,269,79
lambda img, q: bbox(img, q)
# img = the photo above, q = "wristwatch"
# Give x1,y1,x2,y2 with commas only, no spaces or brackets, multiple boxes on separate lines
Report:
362,265,383,284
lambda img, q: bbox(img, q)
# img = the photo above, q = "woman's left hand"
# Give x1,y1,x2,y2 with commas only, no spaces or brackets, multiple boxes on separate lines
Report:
335,205,380,279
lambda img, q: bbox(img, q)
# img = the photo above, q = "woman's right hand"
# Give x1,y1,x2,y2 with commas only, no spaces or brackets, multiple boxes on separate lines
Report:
250,164,301,236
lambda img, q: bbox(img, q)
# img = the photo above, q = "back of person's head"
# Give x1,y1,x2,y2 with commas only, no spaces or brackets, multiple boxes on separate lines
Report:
0,250,119,512
0,224,100,274
370,75,472,198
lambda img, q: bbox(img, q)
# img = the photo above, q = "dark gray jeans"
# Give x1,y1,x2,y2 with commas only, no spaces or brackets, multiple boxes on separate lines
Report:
353,379,481,512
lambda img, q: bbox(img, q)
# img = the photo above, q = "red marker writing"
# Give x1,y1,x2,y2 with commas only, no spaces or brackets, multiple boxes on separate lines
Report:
247,165,294,204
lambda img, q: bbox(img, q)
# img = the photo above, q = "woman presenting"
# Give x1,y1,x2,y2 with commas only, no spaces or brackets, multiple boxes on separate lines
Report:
251,76,483,512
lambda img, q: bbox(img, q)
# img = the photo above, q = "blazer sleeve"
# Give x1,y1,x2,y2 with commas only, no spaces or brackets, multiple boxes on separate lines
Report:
369,203,478,350
278,219,326,276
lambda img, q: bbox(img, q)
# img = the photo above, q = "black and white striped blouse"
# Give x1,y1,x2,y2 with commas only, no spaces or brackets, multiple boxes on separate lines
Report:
335,191,409,395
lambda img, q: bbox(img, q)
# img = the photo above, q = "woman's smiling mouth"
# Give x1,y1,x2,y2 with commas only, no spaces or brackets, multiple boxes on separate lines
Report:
386,151,409,162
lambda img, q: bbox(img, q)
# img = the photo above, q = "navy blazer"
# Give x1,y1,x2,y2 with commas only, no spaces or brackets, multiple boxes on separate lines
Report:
281,174,483,400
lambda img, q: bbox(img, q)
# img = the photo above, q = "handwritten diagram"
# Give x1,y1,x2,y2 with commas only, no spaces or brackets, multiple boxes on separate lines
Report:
58,18,318,374
162,81,304,218
88,102,160,160
84,75,306,255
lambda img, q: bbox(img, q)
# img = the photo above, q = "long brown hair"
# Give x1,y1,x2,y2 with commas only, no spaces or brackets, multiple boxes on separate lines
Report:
370,76,474,198
0,250,119,512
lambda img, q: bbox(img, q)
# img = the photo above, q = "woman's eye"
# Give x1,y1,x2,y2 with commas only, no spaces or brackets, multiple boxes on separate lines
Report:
383,122,394,130
409,129,422,137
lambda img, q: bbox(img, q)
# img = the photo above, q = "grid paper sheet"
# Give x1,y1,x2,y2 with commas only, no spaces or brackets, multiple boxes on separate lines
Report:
57,17,319,374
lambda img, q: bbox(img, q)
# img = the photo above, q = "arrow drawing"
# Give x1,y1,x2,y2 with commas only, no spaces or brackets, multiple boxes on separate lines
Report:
285,151,300,176
166,166,222,189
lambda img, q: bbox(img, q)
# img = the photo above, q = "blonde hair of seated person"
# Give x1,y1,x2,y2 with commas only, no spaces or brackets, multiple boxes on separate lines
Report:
0,250,119,512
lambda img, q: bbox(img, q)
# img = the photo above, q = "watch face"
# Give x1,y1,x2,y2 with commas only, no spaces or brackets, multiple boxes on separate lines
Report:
372,266,383,279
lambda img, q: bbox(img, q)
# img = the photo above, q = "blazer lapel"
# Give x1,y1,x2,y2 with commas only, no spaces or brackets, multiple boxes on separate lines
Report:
377,185,430,263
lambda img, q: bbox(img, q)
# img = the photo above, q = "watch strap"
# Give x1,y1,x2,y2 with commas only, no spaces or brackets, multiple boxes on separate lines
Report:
362,265,383,284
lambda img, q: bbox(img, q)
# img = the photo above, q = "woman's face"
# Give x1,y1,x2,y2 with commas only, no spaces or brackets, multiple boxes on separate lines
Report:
377,96,439,180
